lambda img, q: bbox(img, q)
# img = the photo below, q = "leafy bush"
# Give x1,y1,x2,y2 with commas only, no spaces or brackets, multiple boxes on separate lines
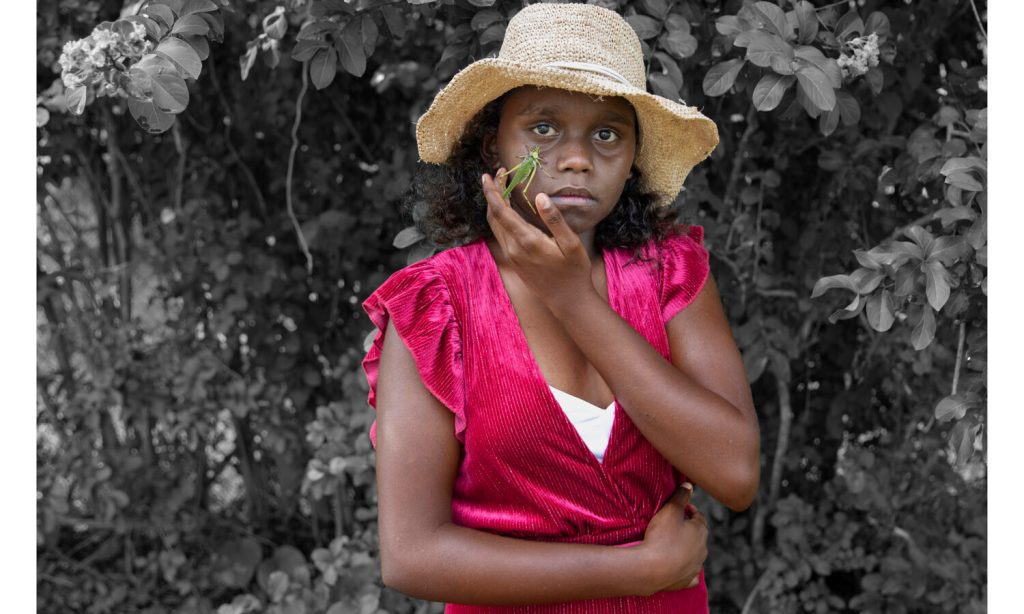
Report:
37,1,986,612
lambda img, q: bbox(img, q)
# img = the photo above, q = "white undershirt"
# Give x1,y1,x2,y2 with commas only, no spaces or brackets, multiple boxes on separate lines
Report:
548,385,615,462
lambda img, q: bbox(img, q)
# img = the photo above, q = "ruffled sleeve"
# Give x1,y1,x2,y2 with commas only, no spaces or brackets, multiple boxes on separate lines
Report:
361,259,465,448
658,225,711,324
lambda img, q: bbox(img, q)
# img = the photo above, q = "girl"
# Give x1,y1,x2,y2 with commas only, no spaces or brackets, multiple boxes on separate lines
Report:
361,3,759,612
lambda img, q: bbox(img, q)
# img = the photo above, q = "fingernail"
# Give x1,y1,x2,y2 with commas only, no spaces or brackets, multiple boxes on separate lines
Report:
682,482,693,491
538,194,550,209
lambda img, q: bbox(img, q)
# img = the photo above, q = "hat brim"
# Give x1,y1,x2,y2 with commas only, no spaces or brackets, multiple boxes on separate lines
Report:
415,58,720,207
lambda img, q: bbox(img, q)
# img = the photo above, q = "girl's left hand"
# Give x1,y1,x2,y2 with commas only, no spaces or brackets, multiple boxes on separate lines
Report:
482,168,595,312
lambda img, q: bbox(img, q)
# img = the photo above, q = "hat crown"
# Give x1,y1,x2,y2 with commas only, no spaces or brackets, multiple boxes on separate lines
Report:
498,3,646,89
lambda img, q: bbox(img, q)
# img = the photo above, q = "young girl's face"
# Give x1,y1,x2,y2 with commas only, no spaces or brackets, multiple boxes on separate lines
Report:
483,87,638,236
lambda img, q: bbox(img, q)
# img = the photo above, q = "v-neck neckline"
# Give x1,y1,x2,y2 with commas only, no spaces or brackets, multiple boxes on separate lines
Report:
478,237,624,472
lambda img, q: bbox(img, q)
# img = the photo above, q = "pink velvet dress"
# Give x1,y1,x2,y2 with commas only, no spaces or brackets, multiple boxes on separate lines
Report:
362,225,711,613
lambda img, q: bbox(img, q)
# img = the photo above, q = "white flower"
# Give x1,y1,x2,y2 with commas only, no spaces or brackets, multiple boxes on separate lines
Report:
838,32,880,80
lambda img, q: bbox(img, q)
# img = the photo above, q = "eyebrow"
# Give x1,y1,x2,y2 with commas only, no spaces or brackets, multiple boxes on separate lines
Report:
517,104,634,127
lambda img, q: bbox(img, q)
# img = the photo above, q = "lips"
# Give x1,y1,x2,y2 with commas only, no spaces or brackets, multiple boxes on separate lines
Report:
548,187,597,206
551,187,594,199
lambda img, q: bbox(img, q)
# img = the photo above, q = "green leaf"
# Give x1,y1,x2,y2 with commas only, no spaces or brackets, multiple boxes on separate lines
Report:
865,290,895,332
745,31,794,74
298,20,340,41
471,9,502,32
393,226,425,249
743,343,769,384
362,14,379,57
641,0,672,21
945,172,984,192
811,274,857,298
922,259,950,311
940,156,987,176
151,71,189,113
715,15,744,36
65,85,88,115
467,0,495,6
850,267,884,294
625,14,662,40
794,1,818,45
309,48,338,90
835,90,861,126
182,34,210,60
142,4,175,29
819,106,840,136
662,29,698,59
935,393,977,422
864,11,891,39
951,421,981,469
479,23,505,47
199,12,224,42
904,225,935,254
869,241,923,267
835,10,864,40
125,14,164,39
865,66,883,94
156,37,202,80
752,1,795,41
935,206,977,228
752,73,794,111
171,14,209,36
702,59,744,97
795,64,836,112
928,235,965,266
794,46,841,88
291,40,326,62
239,42,258,80
853,249,882,270
127,98,177,133
665,14,690,35
180,0,218,15
817,150,845,171
828,293,863,323
911,306,936,350
337,19,367,77
263,11,287,40
154,0,185,16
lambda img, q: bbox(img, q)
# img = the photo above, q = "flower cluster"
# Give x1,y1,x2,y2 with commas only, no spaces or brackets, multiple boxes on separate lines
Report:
58,22,153,94
837,32,880,80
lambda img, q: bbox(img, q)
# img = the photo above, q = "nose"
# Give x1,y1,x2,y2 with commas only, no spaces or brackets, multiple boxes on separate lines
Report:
554,136,593,174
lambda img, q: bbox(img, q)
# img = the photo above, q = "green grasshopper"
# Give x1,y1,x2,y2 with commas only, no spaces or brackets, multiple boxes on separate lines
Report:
496,146,552,216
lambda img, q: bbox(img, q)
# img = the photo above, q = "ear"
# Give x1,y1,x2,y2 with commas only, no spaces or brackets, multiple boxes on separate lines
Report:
481,132,500,170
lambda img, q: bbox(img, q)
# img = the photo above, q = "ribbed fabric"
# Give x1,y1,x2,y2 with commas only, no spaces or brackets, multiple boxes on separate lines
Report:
362,225,711,613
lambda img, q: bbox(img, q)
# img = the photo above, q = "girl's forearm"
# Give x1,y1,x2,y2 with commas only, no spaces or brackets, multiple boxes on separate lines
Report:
547,287,759,510
381,521,659,605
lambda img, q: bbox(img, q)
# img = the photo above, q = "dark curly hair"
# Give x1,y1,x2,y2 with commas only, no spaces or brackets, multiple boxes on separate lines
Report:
402,89,687,258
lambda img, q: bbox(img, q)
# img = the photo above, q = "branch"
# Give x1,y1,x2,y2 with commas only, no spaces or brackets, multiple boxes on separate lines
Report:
751,368,794,551
969,0,987,41
952,321,967,394
740,567,771,614
207,50,268,219
287,63,314,275
723,106,758,214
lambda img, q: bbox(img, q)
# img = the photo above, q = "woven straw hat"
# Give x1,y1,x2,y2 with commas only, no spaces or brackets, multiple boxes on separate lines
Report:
415,1,719,207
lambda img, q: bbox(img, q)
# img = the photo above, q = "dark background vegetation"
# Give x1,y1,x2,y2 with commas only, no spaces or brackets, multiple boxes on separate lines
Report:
36,0,987,612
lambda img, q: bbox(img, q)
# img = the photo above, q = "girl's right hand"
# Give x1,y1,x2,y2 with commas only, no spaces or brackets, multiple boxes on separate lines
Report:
639,483,708,594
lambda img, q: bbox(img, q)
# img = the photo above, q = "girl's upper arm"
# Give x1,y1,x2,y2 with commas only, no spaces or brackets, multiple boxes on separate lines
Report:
665,274,756,425
374,318,462,574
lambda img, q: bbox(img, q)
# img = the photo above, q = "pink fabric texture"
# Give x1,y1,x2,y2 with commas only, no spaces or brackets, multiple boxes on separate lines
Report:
361,225,711,612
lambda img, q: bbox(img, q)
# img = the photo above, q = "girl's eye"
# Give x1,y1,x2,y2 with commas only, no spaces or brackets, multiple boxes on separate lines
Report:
596,128,619,143
532,123,556,136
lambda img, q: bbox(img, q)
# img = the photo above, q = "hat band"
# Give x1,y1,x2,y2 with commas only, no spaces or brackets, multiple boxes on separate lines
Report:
539,61,634,88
